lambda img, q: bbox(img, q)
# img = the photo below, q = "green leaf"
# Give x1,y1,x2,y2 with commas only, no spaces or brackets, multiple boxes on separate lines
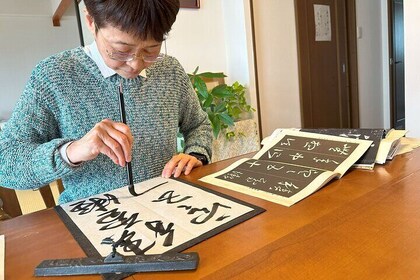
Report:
211,84,232,98
219,112,235,126
207,112,215,122
230,107,242,118
214,102,227,113
194,77,208,99
203,95,214,108
212,118,221,138
196,72,226,79
225,131,235,140
232,81,244,91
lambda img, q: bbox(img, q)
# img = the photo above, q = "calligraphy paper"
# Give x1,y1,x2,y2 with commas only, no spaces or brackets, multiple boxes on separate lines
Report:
200,129,372,207
314,4,331,41
301,128,386,169
56,177,264,257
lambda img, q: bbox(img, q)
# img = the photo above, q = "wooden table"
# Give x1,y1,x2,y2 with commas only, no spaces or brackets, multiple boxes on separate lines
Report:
2,149,420,279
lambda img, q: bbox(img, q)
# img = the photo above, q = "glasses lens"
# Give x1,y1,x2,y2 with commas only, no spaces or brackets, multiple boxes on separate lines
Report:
109,52,135,62
142,53,166,63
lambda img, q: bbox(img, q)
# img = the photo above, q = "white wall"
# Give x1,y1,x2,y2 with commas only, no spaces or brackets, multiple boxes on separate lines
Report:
221,0,258,127
355,0,387,128
381,0,390,129
232,0,259,130
2,0,52,15
77,1,94,45
169,1,227,74
252,0,301,138
0,1,80,120
221,0,251,86
405,0,420,137
169,0,260,135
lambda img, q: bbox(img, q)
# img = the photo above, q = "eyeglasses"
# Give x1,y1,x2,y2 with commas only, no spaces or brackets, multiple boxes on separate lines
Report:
105,40,167,63
95,23,167,63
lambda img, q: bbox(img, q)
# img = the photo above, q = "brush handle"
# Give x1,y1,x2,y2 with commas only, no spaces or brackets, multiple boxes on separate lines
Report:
118,83,137,196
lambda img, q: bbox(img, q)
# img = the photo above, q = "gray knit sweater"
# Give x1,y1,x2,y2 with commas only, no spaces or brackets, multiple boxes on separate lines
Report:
0,47,212,203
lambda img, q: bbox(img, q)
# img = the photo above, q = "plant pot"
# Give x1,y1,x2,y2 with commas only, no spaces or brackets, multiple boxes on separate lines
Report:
211,119,260,162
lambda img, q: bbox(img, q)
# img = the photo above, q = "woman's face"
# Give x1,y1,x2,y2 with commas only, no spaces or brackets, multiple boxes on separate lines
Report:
88,17,163,79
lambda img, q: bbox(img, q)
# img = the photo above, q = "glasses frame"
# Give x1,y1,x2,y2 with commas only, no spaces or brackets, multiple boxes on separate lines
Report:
95,23,167,63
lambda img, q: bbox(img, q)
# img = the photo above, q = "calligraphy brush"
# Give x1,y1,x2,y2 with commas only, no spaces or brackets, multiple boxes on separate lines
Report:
118,82,139,196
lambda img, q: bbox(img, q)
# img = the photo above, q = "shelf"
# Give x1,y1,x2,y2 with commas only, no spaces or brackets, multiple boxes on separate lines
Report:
52,0,81,26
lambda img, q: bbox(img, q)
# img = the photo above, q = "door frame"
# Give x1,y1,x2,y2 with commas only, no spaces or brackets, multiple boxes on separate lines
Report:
346,0,359,127
388,0,405,129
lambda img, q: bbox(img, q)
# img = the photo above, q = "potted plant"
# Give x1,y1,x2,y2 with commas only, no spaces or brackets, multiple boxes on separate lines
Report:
183,67,260,162
188,67,255,139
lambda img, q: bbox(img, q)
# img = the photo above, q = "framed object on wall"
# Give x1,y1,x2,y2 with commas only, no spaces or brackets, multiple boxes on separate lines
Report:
180,0,200,9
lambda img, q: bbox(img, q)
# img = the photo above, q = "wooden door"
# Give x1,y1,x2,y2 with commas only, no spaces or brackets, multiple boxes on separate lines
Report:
389,0,405,129
295,0,358,128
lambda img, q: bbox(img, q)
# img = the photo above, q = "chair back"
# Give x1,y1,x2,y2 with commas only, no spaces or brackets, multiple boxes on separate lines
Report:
0,180,64,219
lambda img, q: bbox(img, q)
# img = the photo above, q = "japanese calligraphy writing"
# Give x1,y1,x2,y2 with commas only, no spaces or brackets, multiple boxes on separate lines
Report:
60,178,261,257
329,143,351,156
205,129,372,206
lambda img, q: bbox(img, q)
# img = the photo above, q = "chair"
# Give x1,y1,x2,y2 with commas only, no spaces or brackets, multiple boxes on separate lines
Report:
0,180,64,220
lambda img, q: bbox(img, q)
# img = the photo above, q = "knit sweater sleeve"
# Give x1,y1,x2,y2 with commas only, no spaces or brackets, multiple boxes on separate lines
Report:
0,63,74,190
175,62,213,161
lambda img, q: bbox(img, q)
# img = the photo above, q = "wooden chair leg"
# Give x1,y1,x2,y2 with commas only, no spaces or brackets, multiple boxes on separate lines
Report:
38,186,56,209
0,198,12,220
56,179,65,194
0,187,22,218
0,180,64,218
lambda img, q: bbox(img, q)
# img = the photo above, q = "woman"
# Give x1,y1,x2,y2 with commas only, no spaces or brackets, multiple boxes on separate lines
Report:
0,0,212,203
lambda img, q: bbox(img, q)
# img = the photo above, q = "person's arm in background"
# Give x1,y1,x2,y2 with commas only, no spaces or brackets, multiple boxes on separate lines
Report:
0,63,134,190
0,67,75,190
161,61,212,178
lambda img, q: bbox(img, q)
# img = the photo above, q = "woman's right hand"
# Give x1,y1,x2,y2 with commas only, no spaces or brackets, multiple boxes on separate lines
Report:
66,119,133,167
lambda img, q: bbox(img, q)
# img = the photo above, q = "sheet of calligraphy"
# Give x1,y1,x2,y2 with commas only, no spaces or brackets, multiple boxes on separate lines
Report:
200,130,372,206
57,177,264,257
300,128,386,167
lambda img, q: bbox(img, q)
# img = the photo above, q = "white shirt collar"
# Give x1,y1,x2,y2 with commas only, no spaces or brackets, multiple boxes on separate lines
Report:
83,41,147,79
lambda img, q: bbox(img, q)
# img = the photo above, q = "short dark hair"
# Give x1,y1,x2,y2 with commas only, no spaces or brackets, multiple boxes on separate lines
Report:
84,0,180,41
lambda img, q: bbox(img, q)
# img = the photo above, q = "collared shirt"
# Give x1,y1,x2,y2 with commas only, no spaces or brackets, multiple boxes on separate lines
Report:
84,41,117,78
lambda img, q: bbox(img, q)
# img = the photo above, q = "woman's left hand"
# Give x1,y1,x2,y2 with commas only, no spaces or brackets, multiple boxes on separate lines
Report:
161,153,203,178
